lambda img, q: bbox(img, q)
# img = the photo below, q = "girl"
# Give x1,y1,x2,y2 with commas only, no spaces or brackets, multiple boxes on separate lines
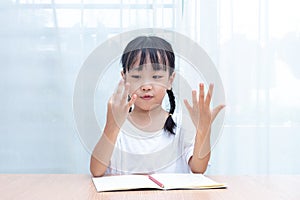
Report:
90,36,225,177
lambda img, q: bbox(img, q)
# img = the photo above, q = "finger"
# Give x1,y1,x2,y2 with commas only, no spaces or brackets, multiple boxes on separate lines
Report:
192,90,197,107
212,104,226,122
183,99,193,113
115,80,124,98
128,94,137,108
205,83,214,106
121,82,130,104
108,96,113,107
110,92,117,105
199,83,204,109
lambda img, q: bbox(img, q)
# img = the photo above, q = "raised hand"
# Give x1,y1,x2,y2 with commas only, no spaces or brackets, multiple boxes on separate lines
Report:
106,80,137,129
184,83,225,134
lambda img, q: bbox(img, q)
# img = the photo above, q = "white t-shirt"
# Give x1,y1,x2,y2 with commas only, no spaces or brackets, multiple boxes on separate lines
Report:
106,113,196,175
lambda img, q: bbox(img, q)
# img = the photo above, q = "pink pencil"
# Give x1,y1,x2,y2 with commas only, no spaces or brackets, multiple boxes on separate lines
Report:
148,175,164,188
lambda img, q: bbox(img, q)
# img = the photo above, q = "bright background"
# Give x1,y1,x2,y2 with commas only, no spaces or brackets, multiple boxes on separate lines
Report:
1,0,299,174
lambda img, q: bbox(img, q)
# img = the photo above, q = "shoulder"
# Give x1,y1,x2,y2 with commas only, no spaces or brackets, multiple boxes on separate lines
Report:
171,112,182,126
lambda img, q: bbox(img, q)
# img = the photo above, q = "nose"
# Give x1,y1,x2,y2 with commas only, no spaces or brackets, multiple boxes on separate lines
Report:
141,83,152,91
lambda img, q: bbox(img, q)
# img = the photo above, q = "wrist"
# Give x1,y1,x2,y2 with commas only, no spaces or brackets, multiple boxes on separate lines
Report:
196,126,211,137
103,120,121,137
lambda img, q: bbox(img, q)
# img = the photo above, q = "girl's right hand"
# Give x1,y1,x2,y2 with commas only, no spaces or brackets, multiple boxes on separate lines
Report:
106,80,137,129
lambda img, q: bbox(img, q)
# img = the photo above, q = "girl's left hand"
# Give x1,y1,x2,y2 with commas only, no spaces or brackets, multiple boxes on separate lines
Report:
184,83,225,134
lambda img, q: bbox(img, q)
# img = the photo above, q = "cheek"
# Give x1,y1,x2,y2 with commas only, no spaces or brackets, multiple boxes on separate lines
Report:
156,87,167,97
128,82,140,94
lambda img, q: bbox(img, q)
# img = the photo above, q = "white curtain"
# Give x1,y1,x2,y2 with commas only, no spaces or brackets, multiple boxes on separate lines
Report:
0,0,299,174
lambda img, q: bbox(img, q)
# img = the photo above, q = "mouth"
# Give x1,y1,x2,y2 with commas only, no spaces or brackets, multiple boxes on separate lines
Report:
141,94,153,100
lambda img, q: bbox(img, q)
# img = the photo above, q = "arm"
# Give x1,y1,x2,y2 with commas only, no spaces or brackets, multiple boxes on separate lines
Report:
90,80,136,177
188,129,211,174
90,121,120,177
184,83,225,173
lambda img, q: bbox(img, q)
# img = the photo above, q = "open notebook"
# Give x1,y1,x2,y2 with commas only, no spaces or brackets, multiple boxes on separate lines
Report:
92,173,226,192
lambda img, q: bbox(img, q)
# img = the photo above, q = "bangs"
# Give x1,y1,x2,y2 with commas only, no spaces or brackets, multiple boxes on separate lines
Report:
126,48,169,72
121,36,175,75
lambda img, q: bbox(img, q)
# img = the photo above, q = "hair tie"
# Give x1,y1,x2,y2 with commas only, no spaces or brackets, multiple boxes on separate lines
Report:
169,113,172,116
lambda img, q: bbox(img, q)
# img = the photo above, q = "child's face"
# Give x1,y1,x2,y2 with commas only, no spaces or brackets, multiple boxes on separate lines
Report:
122,58,175,111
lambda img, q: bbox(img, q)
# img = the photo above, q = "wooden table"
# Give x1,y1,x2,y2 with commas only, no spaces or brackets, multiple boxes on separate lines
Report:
1,174,299,200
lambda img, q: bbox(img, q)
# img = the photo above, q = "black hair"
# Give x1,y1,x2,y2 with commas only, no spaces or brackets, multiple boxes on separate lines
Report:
121,36,176,135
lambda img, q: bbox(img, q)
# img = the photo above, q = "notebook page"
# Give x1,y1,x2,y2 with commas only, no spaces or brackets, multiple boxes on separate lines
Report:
92,175,160,192
151,173,224,189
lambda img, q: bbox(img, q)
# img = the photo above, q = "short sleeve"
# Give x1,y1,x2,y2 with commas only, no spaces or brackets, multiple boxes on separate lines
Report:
185,144,194,164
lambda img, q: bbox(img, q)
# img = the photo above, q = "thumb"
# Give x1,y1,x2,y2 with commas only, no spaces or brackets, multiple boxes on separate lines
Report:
128,94,137,108
212,104,225,122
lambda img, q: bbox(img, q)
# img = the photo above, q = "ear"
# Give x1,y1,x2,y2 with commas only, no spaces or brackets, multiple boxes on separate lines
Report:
121,71,126,81
167,72,176,90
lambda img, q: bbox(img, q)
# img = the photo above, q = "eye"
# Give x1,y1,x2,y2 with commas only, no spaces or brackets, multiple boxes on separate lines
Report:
153,75,163,79
131,75,141,79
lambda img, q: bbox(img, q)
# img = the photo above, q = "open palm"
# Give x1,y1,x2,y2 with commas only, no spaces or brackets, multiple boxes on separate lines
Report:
184,83,225,134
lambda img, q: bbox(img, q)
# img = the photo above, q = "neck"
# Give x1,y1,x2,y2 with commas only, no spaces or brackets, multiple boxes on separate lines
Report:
128,106,168,132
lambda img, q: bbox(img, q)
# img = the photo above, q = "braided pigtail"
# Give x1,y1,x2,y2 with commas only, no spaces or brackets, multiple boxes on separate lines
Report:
164,89,176,135
127,95,132,112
